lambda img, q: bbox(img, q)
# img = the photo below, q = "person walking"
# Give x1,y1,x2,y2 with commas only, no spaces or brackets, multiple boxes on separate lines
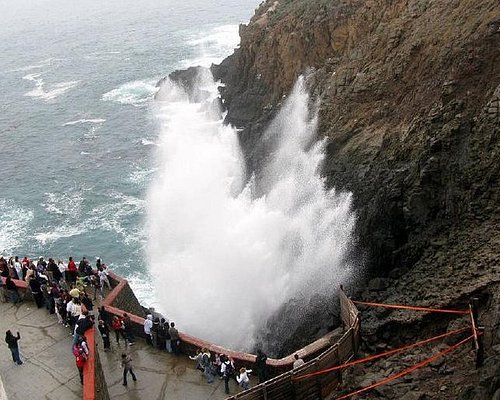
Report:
5,330,23,365
121,353,137,386
221,356,236,394
111,316,127,344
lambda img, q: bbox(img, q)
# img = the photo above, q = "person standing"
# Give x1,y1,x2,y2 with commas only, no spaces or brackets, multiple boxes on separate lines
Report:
221,355,236,394
122,313,135,345
5,330,23,365
169,322,180,355
5,276,21,304
121,353,137,386
293,354,305,368
255,349,268,383
98,320,111,351
236,367,252,391
143,314,153,346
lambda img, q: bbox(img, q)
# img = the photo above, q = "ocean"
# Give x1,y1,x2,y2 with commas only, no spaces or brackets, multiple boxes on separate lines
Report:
0,0,258,306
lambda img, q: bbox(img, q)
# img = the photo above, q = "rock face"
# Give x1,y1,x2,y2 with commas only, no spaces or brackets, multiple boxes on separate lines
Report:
206,0,500,396
214,0,500,280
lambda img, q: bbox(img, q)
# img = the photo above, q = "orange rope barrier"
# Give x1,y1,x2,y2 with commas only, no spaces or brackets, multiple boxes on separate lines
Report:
469,305,479,350
351,300,469,315
334,334,474,400
292,326,469,381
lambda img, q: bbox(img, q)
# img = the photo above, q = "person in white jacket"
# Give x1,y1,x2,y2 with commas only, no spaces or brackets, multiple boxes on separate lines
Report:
143,314,153,346
236,367,252,391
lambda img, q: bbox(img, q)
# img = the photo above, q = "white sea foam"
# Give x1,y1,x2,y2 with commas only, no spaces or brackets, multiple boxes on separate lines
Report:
8,58,59,73
23,73,78,101
146,74,356,350
42,191,84,217
129,166,157,186
85,191,146,246
34,226,86,246
63,118,106,126
102,80,158,107
0,199,34,253
178,25,241,68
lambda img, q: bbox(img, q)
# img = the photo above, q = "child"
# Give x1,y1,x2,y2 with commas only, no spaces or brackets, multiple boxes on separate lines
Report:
237,367,252,391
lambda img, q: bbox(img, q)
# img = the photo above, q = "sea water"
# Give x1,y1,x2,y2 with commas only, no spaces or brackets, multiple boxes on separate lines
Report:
0,0,257,306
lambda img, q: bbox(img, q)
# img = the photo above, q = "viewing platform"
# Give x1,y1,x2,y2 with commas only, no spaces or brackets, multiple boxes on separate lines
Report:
0,294,252,400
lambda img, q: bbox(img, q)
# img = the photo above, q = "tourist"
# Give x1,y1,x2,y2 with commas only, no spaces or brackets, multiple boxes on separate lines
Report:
5,330,23,365
78,257,87,276
74,312,94,346
67,257,77,284
151,316,160,348
14,257,23,281
5,276,21,304
164,319,172,352
0,277,5,302
57,259,67,281
122,313,135,345
98,319,111,351
293,354,305,368
143,314,153,345
98,267,111,291
98,306,111,327
37,256,47,274
111,315,127,344
255,349,268,383
73,336,88,384
96,257,102,271
201,348,214,383
121,353,138,386
157,318,167,350
169,322,180,355
89,273,103,300
221,355,236,394
189,348,204,372
236,367,252,391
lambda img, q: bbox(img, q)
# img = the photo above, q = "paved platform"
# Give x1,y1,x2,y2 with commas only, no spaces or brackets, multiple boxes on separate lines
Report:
0,300,81,400
0,299,256,400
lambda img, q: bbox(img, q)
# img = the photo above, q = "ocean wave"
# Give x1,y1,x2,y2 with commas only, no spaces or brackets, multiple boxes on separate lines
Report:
42,191,84,218
34,226,86,246
8,58,60,73
84,191,146,246
23,73,78,101
0,199,34,253
63,118,106,126
129,166,157,185
140,138,158,146
101,80,158,107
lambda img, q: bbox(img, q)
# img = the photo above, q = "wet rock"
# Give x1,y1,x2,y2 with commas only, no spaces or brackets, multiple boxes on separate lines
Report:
368,277,388,292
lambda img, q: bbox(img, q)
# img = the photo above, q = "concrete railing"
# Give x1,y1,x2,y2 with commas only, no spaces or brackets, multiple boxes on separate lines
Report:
224,288,361,400
101,272,358,375
83,328,110,400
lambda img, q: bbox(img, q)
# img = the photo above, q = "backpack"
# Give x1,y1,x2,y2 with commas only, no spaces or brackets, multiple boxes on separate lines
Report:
72,343,87,360
225,361,234,376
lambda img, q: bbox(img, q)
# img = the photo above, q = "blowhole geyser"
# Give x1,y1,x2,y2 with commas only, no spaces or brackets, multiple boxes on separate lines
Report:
146,72,355,351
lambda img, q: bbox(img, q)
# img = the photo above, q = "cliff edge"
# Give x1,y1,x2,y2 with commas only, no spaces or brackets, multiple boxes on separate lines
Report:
210,0,500,397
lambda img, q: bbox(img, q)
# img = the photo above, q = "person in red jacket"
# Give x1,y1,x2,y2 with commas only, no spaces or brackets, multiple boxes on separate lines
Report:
67,257,77,284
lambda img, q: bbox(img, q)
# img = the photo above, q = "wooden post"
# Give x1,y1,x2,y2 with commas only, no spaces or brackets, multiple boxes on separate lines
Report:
469,298,479,350
476,327,484,369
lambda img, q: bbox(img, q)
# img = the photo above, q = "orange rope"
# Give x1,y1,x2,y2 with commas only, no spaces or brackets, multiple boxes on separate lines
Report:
334,334,474,400
292,326,469,381
469,305,479,350
352,300,469,315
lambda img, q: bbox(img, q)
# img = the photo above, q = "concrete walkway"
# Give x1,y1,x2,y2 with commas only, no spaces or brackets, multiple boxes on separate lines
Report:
0,300,81,400
98,332,254,399
0,299,255,400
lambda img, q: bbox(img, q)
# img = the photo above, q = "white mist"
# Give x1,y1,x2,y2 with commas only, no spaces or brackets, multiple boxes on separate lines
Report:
146,72,355,351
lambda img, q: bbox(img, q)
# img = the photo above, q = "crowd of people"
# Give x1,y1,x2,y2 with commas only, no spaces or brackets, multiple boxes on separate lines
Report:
2,253,308,395
1,254,111,384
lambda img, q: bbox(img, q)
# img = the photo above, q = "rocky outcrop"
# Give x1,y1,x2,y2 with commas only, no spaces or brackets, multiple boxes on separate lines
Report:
214,0,500,280
208,0,500,396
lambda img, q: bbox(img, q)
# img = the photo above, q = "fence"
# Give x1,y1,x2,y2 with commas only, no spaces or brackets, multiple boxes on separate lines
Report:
225,287,361,400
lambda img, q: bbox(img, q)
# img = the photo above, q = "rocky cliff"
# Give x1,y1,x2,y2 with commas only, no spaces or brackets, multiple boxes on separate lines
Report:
209,0,500,398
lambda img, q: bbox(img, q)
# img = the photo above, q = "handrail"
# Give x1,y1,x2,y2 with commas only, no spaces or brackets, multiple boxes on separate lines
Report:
82,327,96,400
